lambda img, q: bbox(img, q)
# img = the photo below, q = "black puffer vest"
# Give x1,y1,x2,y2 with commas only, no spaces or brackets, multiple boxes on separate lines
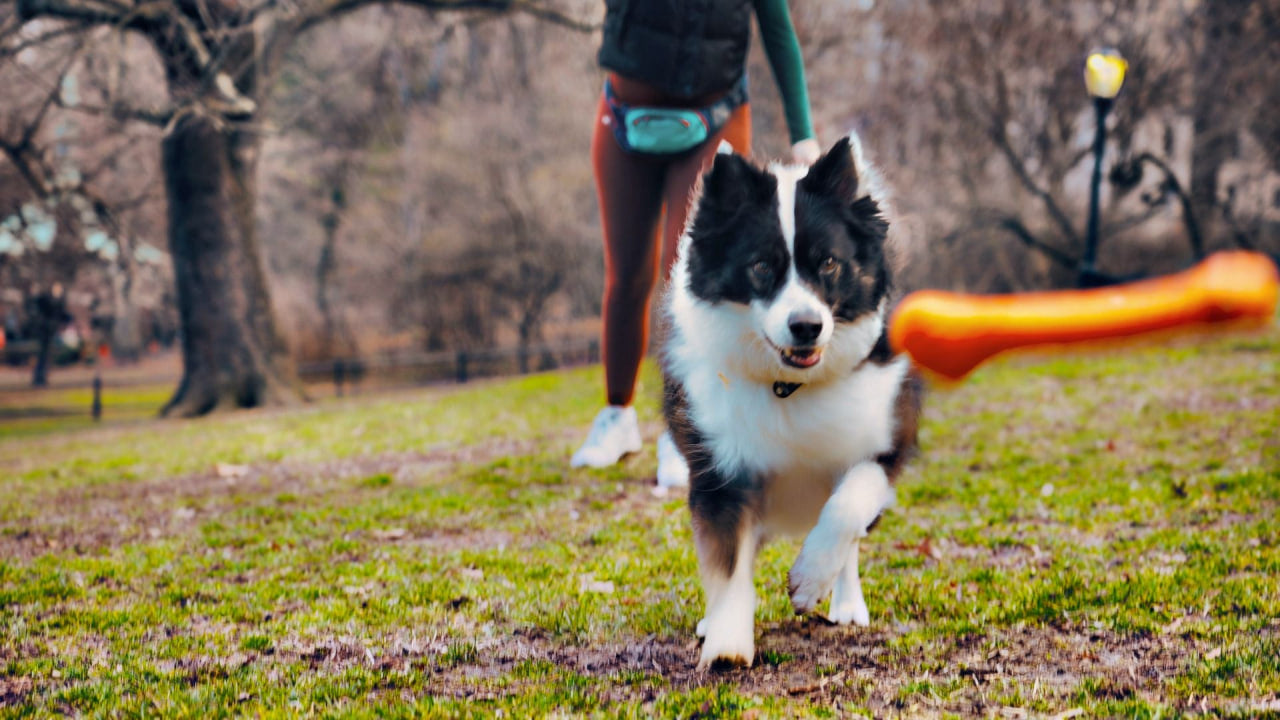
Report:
597,0,753,99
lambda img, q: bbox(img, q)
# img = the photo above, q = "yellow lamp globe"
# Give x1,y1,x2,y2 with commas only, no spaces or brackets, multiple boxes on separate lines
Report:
1084,49,1127,99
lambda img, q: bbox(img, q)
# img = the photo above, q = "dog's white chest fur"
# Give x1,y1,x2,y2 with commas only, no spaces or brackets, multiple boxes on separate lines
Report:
673,349,907,533
694,357,906,474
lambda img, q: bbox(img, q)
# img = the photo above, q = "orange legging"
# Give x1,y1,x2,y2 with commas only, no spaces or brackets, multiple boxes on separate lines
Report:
591,89,752,406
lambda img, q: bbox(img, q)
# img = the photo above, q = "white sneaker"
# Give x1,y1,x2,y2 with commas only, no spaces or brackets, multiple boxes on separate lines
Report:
570,406,642,468
656,431,690,489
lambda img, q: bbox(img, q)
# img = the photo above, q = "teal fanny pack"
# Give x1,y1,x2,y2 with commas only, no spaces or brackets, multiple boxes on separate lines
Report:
604,75,748,155
624,109,709,154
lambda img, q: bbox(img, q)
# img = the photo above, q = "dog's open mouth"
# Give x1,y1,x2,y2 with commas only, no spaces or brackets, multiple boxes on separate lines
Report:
780,346,823,369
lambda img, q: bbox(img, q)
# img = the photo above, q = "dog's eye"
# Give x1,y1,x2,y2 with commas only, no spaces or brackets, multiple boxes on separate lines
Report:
748,260,774,285
819,256,840,276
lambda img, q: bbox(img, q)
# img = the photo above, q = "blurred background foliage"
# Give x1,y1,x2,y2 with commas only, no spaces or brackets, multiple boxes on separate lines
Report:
1,0,1276,378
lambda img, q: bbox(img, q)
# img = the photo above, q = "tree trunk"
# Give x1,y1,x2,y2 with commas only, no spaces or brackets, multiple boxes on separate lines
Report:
32,332,53,387
1190,0,1248,244
160,111,301,416
109,239,143,363
317,172,354,360
29,287,67,388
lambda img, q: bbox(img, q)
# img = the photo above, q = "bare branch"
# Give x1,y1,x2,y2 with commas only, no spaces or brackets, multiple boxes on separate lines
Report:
0,28,157,232
19,35,91,149
1102,204,1165,238
985,78,1082,248
0,19,92,58
57,97,176,127
0,14,22,43
0,140,54,197
16,0,258,116
77,132,151,184
291,0,597,37
162,2,215,68
940,66,1084,251
988,215,1076,270
16,0,134,25
1124,151,1203,261
503,0,595,32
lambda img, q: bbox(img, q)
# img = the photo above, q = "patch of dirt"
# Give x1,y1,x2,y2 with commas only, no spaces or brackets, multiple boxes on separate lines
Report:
0,676,34,707
0,435,544,561
272,619,1257,715
5,579,1269,715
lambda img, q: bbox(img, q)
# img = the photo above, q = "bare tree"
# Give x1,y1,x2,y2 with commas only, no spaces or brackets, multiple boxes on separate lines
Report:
268,32,413,361
488,162,569,370
0,27,169,379
1190,0,1248,242
1190,0,1280,253
325,14,599,363
785,0,1271,291
5,0,592,415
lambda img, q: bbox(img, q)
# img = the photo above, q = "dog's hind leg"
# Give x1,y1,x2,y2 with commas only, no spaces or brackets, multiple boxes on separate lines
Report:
828,541,870,625
789,462,893,615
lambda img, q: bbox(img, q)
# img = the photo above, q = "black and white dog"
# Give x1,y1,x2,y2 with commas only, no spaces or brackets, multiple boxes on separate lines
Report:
661,135,922,669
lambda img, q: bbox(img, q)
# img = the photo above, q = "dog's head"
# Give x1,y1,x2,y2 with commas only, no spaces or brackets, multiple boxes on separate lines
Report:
675,135,892,384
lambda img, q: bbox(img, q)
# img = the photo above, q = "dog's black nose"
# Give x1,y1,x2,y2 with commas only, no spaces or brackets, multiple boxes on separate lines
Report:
788,310,824,344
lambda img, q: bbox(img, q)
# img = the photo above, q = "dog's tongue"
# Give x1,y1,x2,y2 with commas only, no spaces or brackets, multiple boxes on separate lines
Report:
784,348,821,368
791,352,820,368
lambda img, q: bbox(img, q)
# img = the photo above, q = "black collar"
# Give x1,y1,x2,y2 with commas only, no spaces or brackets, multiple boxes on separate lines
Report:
772,381,802,399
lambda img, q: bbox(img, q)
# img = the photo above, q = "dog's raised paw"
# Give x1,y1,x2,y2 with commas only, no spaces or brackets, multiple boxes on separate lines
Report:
788,566,836,614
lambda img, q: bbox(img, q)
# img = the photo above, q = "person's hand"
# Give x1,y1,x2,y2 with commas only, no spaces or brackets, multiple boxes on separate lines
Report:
791,138,820,165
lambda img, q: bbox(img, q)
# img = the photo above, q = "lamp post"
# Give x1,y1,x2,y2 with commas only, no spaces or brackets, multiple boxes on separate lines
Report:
1080,48,1127,287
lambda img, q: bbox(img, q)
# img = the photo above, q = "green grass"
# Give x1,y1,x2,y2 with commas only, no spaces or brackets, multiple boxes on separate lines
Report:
0,383,173,439
1,327,1277,717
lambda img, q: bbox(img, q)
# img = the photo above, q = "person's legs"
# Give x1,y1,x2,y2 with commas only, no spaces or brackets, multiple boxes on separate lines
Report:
572,94,669,468
595,96,669,408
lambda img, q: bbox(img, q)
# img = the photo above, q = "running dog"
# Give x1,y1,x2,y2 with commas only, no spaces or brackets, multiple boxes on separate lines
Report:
661,135,922,669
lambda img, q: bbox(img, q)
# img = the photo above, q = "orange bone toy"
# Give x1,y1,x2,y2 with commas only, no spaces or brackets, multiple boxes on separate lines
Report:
889,251,1280,381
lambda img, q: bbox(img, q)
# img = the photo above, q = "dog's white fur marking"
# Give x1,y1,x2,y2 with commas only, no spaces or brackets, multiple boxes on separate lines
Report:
695,523,760,669
788,462,892,614
772,163,804,254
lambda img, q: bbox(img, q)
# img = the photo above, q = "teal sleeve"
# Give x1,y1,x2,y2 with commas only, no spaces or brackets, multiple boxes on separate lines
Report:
752,0,815,145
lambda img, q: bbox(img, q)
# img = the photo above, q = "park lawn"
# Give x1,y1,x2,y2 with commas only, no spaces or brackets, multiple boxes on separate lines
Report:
0,383,175,440
1,327,1277,718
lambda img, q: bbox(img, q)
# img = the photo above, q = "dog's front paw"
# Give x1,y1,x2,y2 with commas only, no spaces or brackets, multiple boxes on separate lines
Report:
697,631,754,670
696,596,755,670
827,584,870,626
695,617,708,638
788,555,839,614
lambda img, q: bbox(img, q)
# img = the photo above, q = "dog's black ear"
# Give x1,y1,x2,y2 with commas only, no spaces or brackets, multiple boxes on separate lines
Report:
803,135,888,236
699,151,773,211
800,136,859,203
